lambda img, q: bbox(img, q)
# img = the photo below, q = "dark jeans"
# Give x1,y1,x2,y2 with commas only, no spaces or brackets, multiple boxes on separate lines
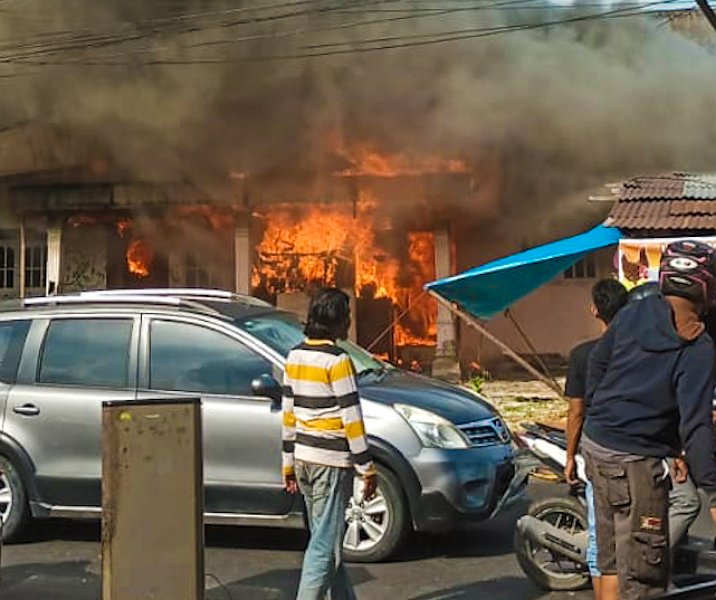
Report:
584,451,670,600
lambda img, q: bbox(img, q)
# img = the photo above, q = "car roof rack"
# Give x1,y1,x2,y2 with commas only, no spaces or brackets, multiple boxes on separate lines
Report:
80,288,271,307
22,293,224,317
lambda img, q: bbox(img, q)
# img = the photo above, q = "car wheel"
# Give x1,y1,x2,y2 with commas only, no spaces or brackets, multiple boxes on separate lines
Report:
0,455,30,542
343,465,410,563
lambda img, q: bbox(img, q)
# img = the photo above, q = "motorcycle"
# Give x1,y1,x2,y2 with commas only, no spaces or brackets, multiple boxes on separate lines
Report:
514,422,716,593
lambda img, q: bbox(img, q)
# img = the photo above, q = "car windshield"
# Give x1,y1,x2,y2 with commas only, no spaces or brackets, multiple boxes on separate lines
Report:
238,311,389,375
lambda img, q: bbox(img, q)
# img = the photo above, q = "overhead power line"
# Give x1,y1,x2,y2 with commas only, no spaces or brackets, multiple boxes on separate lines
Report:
0,0,682,74
32,0,539,61
0,0,400,59
4,0,677,66
302,0,674,49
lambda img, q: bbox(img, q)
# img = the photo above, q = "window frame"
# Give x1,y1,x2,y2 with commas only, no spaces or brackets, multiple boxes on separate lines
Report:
24,242,47,292
33,315,139,390
0,230,16,291
140,314,281,398
563,255,598,281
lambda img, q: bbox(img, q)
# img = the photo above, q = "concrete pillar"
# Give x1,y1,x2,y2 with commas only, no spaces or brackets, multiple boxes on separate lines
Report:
18,222,25,299
46,223,62,295
432,227,460,382
234,214,250,295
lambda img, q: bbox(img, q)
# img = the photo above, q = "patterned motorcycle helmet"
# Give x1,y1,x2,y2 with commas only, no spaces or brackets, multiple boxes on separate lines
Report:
659,239,716,306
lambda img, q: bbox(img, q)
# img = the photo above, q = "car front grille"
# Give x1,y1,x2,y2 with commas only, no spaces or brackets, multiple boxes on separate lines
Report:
458,416,511,447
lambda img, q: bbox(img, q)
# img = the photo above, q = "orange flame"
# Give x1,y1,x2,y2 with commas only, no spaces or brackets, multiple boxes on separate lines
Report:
330,136,468,177
252,198,437,348
126,239,153,278
394,232,437,347
116,218,133,238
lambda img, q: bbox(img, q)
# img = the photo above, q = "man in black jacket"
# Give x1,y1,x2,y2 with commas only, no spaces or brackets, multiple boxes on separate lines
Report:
564,279,627,600
584,239,716,600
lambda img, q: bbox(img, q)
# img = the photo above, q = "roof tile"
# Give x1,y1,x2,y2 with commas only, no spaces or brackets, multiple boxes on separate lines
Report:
607,173,716,231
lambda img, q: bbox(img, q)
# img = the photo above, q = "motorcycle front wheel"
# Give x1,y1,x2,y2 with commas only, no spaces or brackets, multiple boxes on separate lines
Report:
514,495,591,591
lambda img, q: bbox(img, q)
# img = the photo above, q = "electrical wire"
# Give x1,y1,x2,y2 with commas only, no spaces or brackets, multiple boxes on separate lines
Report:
6,0,675,66
0,0,400,60
179,0,542,52
300,0,679,50
0,0,682,71
28,0,538,62
205,573,234,600
0,0,668,56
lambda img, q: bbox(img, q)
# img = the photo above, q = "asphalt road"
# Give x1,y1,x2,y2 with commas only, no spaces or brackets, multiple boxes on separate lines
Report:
0,480,602,600
6,480,716,600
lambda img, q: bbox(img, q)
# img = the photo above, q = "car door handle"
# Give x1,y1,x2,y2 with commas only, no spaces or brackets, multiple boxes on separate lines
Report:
13,404,40,416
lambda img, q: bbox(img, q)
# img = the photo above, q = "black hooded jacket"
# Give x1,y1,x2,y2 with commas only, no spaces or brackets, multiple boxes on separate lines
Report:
584,293,716,492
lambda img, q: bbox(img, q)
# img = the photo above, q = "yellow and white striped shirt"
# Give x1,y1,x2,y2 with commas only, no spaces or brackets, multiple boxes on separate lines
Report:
282,340,375,476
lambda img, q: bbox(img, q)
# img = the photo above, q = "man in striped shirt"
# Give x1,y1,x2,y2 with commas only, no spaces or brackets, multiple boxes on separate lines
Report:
283,288,377,600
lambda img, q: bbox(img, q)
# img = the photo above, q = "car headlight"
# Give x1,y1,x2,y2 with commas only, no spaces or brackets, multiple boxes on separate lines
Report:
394,404,470,449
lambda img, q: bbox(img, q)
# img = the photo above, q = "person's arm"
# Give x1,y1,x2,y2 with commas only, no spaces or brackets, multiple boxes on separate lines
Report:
330,354,377,499
586,321,617,401
565,397,585,485
676,343,716,497
563,346,586,485
281,371,297,494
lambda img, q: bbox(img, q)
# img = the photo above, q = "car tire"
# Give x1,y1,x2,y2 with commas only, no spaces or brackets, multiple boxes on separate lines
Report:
343,465,410,563
514,495,590,592
0,454,30,543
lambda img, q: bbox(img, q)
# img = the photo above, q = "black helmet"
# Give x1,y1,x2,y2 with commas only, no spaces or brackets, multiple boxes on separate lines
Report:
627,281,659,303
659,240,716,306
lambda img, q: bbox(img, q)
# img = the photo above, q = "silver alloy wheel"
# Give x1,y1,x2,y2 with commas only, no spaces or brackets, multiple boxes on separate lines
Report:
344,477,390,552
0,471,12,528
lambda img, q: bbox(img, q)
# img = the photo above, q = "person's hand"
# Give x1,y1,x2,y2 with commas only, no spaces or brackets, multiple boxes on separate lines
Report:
564,456,579,486
672,457,689,484
284,472,298,494
362,473,378,501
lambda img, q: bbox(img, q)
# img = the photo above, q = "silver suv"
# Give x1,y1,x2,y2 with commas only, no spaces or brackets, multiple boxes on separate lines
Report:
0,289,526,561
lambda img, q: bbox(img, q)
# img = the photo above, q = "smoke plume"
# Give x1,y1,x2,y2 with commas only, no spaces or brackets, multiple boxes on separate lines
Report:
1,1,715,239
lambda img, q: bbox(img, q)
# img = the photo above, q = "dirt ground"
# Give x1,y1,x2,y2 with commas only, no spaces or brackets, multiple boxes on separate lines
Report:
478,379,567,432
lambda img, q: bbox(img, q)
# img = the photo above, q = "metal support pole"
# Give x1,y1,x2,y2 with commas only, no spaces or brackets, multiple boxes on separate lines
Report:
505,308,562,393
657,579,716,598
696,0,716,34
429,291,564,397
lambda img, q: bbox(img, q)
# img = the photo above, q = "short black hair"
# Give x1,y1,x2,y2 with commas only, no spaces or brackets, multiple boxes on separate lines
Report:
304,288,351,340
592,279,628,324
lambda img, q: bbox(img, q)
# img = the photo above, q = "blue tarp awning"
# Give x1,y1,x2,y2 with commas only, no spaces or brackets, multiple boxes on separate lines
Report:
426,224,623,320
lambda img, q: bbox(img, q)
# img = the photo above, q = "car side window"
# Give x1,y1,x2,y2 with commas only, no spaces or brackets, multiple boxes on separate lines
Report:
0,320,30,384
38,319,133,388
149,320,274,396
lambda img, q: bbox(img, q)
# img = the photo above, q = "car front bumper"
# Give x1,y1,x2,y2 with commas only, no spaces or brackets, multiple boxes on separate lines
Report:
409,443,531,532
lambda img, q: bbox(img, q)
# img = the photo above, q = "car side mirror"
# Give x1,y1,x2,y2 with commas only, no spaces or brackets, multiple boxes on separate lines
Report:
252,373,282,411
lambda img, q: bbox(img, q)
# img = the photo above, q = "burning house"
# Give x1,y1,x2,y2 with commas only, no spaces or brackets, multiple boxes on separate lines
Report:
0,3,715,376
0,123,478,374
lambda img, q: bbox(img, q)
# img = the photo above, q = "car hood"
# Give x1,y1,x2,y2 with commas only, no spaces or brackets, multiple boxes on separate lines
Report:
358,369,497,425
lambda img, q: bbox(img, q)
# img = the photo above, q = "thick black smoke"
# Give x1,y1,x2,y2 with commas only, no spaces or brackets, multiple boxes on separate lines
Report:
1,2,715,233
